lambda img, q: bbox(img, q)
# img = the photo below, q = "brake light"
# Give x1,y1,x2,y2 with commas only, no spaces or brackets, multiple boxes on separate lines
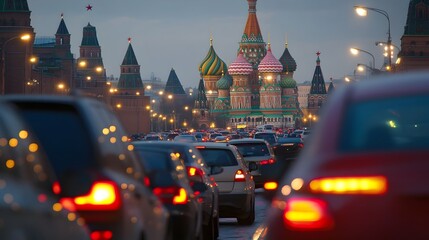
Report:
234,169,246,182
297,143,304,148
60,181,121,211
260,158,276,165
153,187,188,205
187,167,204,182
283,198,333,230
309,176,387,195
52,181,61,195
90,230,113,240
195,146,206,149
264,181,278,190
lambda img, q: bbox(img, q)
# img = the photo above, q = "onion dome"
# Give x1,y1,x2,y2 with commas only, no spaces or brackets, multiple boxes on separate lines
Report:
279,43,297,72
216,74,231,90
199,39,227,76
228,51,253,75
280,77,297,89
258,44,283,73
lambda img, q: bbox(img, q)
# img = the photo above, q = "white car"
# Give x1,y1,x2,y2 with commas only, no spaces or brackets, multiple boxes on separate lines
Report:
194,143,256,225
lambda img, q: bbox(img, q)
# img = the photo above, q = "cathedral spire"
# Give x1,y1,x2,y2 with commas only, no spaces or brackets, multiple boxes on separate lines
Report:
404,0,429,35
310,52,327,94
0,0,29,12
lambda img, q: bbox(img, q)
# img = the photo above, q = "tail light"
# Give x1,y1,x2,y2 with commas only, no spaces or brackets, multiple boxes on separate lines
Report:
259,158,276,165
187,166,204,182
52,181,61,195
153,187,188,205
264,181,278,191
60,181,121,212
309,176,387,195
90,230,113,240
297,143,304,148
283,197,333,230
234,169,246,182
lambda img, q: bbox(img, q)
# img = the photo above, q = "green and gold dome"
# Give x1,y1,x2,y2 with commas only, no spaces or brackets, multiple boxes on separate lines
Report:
199,38,228,76
280,77,297,89
216,73,231,90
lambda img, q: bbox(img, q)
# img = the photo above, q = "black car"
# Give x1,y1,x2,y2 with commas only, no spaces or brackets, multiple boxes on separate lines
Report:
262,137,304,199
132,141,221,240
132,147,203,239
253,132,278,145
0,102,91,240
2,95,170,240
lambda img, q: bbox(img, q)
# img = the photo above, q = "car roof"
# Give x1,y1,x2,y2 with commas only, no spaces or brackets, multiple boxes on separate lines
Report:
347,71,429,101
229,139,267,144
193,142,233,150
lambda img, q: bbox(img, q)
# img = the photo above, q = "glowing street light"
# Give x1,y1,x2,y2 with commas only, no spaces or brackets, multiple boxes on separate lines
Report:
350,47,376,69
354,5,392,70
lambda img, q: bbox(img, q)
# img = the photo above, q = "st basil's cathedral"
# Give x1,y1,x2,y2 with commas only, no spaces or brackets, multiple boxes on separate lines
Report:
193,0,301,129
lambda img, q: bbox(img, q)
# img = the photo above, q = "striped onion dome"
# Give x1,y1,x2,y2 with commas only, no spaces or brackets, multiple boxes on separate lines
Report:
216,74,231,90
258,44,283,73
228,51,253,75
280,77,297,89
199,39,227,76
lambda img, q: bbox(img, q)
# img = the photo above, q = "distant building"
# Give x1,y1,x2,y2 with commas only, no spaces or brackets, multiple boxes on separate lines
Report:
194,0,301,129
397,0,429,71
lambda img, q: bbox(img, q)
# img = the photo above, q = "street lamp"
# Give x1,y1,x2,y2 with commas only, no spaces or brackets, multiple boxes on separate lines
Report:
356,63,382,75
350,47,376,69
354,5,392,71
1,33,32,94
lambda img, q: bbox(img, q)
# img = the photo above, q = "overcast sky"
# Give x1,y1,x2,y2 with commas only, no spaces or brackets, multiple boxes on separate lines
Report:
28,0,408,87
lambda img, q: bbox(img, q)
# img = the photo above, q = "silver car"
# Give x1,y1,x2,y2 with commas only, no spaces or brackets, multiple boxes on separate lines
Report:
195,143,256,225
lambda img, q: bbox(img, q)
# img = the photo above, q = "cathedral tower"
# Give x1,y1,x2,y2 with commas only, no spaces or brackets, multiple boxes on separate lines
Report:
0,0,34,94
397,0,429,71
307,52,327,115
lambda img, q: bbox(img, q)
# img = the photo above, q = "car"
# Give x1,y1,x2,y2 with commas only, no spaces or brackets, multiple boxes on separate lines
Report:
0,102,91,240
2,95,169,240
144,134,163,141
174,135,198,143
131,141,221,240
166,133,179,141
214,136,228,143
194,143,257,225
253,132,278,145
208,133,222,142
131,147,203,240
264,72,429,239
228,139,276,188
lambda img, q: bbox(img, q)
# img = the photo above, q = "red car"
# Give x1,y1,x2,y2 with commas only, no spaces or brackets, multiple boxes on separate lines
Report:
264,72,429,240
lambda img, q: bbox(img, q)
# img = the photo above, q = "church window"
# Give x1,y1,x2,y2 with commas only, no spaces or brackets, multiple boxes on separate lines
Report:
60,38,63,45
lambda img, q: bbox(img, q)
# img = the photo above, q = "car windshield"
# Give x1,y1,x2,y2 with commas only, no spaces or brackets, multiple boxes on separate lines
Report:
340,95,429,152
198,148,238,167
232,143,270,157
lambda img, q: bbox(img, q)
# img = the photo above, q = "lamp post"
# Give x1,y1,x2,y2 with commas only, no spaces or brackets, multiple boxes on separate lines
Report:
1,34,32,95
354,5,392,71
350,47,376,69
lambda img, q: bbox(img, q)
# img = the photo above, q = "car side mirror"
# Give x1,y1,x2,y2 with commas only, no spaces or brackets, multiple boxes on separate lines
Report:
210,166,223,175
248,162,258,172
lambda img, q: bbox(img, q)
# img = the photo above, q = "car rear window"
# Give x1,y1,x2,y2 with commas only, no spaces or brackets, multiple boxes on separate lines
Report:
134,150,173,172
15,104,96,175
231,143,270,157
339,95,429,152
198,148,238,167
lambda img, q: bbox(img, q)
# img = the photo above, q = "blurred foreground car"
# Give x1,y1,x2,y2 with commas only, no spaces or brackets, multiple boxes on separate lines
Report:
2,96,169,240
132,141,221,239
195,143,256,225
0,103,90,240
265,72,429,239
132,147,202,239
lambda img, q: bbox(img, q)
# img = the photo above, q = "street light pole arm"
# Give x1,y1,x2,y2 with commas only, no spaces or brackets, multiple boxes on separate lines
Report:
353,48,376,69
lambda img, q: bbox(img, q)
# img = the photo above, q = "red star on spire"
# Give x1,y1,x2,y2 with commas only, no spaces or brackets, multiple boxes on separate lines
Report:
316,51,321,56
61,13,64,18
128,37,132,43
86,4,93,11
